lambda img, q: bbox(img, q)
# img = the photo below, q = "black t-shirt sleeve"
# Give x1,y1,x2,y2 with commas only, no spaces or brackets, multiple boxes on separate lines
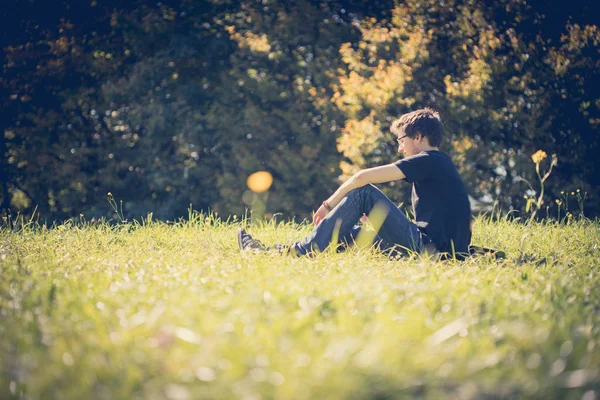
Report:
395,152,437,183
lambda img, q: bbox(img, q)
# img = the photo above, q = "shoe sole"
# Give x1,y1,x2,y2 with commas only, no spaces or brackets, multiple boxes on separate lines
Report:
237,228,245,251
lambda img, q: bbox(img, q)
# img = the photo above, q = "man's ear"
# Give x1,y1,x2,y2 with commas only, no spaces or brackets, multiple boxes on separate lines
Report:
416,133,430,145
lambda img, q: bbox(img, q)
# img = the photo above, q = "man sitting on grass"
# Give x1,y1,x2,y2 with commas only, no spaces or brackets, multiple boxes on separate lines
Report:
238,107,472,259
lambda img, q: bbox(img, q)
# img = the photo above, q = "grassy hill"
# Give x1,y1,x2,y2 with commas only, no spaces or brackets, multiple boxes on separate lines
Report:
1,215,599,399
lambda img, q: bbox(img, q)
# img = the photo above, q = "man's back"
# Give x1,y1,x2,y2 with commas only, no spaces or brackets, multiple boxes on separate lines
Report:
396,150,472,255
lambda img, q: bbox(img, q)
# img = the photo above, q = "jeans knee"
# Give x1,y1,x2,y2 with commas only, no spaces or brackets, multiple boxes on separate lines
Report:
348,184,376,198
345,185,379,210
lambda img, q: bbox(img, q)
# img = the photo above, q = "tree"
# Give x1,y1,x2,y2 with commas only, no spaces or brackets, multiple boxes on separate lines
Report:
2,0,599,222
327,0,600,216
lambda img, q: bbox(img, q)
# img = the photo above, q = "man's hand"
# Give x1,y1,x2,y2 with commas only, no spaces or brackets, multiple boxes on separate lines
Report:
313,204,330,226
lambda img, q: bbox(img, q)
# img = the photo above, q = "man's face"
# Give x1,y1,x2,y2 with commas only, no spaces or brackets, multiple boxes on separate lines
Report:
397,131,421,157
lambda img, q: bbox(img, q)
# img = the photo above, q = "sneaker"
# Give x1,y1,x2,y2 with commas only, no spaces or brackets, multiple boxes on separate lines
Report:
237,228,266,252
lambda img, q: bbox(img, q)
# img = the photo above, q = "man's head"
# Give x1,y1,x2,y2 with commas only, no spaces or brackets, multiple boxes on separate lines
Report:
390,108,444,156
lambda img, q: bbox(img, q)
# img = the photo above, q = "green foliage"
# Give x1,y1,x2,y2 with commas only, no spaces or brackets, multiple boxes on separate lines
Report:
1,0,599,221
202,0,353,217
1,217,600,398
328,0,599,215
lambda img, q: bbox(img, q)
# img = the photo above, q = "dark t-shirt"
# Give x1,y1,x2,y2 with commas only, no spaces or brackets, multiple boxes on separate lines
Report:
395,150,472,255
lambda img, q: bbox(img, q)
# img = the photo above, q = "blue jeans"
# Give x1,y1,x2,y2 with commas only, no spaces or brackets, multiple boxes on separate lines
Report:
291,184,425,256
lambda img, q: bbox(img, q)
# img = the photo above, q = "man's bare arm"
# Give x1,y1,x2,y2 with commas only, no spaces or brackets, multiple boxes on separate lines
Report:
313,163,405,226
326,163,405,208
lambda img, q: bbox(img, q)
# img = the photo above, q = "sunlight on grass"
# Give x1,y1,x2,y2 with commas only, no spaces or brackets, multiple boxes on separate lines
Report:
1,215,599,399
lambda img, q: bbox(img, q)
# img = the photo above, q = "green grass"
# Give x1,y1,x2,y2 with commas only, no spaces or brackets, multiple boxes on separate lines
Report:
1,215,599,399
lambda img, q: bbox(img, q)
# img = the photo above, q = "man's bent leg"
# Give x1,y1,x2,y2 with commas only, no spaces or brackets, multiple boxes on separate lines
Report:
362,186,424,254
291,184,422,256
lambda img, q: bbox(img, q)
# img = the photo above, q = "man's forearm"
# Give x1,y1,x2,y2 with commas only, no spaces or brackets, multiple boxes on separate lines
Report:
325,174,367,208
324,163,406,209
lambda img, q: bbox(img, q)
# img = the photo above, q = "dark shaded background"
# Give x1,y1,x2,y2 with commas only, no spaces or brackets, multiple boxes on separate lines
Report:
1,0,598,222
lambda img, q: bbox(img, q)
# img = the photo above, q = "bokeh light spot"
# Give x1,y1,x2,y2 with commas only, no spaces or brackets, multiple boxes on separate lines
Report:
242,190,255,205
247,171,273,193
